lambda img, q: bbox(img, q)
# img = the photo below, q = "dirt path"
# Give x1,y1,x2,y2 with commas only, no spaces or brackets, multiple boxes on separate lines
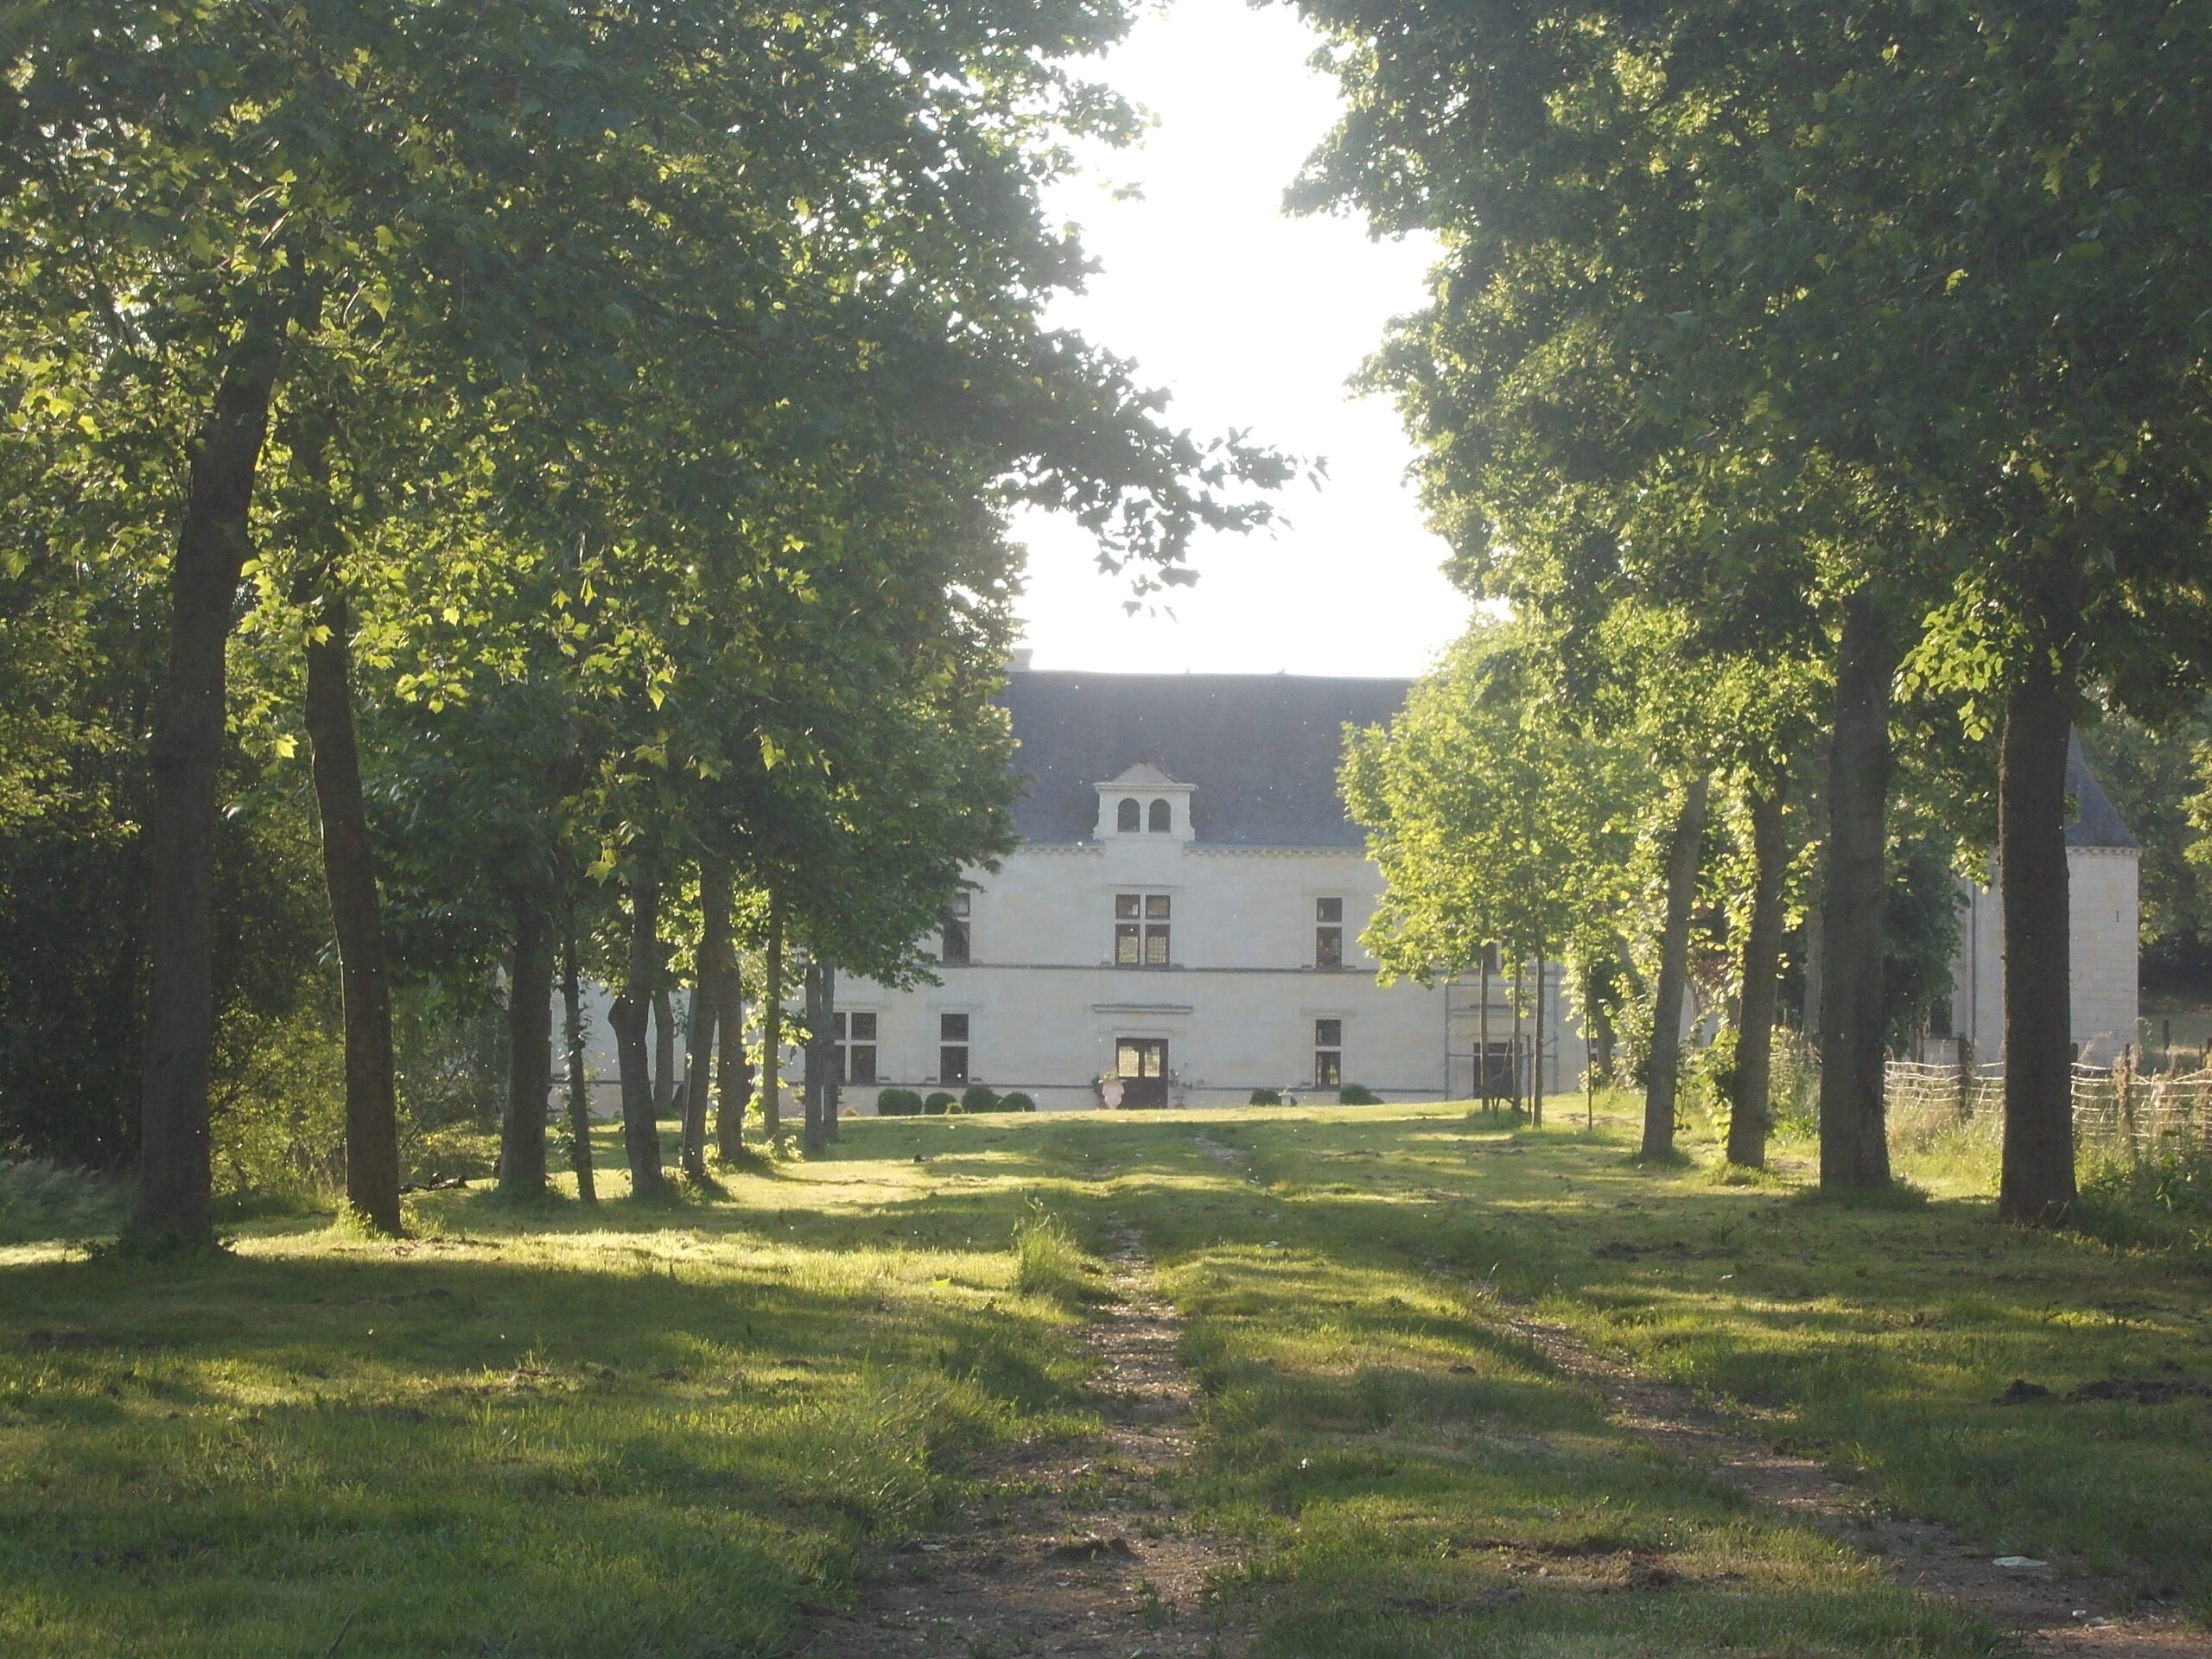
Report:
1495,1309,2209,1656
799,1224,1250,1658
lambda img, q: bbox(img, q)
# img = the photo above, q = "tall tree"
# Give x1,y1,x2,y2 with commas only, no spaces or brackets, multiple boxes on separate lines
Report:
8,0,1293,1237
608,873,666,1198
301,585,405,1228
1344,626,1648,1096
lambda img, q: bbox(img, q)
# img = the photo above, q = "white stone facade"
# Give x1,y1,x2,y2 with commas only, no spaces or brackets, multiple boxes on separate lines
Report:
1949,846,2142,1067
836,672,1584,1111
840,844,1582,1110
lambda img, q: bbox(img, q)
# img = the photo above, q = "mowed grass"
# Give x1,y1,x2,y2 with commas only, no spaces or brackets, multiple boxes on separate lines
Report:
0,1126,1095,1658
0,1101,2205,1656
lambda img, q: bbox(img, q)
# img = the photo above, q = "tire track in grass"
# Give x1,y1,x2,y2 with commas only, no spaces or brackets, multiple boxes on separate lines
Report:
1488,1306,2209,1657
800,1225,1251,1658
1205,1121,2205,1655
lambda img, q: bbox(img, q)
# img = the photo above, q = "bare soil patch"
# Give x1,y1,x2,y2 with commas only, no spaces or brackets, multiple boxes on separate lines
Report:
799,1227,1249,1657
1495,1310,2210,1656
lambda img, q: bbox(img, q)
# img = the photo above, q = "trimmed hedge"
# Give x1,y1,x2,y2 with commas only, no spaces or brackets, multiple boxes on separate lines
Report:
1248,1088,1283,1106
1338,1084,1383,1105
944,1085,1037,1115
923,1091,958,1116
874,1088,924,1117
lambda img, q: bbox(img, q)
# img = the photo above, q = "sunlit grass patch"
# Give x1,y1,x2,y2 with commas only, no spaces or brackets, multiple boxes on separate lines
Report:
9,1097,2212,1651
1012,1198,1105,1310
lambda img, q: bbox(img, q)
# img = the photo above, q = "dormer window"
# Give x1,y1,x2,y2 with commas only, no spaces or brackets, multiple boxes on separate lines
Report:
1094,763,1192,841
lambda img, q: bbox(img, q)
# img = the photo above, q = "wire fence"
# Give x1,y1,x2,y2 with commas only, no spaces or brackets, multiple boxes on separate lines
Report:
1883,1057,2212,1165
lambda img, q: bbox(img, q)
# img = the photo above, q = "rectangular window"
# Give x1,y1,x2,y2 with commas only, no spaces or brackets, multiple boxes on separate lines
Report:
1314,1018,1343,1089
1315,896,1344,969
834,1011,877,1085
1116,893,1170,967
938,1012,969,1084
941,890,970,965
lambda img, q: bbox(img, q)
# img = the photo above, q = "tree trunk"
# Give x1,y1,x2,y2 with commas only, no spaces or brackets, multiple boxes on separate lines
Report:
1643,774,1710,1160
1478,950,1491,1108
134,327,283,1245
1818,591,1897,1190
1511,954,1525,1114
562,925,596,1205
301,586,404,1232
610,874,665,1196
714,942,750,1160
652,982,677,1116
802,957,828,1154
679,868,726,1181
824,959,842,1141
760,901,784,1139
1800,747,1830,1035
1728,781,1789,1168
1533,948,1547,1127
1999,639,2080,1224
500,881,554,1198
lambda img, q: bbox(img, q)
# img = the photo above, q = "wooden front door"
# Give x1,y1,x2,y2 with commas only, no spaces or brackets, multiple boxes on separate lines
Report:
1115,1038,1169,1109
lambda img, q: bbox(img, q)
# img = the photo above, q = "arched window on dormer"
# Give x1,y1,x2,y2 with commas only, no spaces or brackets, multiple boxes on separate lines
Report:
1148,798,1172,833
1116,797,1141,832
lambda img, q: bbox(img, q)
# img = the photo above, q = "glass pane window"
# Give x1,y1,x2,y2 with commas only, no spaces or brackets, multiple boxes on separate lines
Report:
1116,797,1141,831
1115,894,1172,967
941,893,970,964
1314,1017,1343,1089
1147,798,1171,832
1316,897,1344,969
836,1011,877,1086
1116,1039,1166,1078
938,1014,969,1084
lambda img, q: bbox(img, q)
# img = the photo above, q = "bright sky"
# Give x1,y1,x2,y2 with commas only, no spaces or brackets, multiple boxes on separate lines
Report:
1010,0,1471,679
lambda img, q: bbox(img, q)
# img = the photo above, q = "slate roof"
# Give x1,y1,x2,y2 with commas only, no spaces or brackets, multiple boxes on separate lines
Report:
1002,671,1411,847
1000,672,2136,852
2068,734,2139,849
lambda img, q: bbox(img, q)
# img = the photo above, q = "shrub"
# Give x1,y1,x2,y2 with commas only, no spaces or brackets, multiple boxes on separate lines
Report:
874,1088,924,1117
0,1160,127,1244
999,1091,1036,1113
923,1091,957,1116
959,1084,1001,1114
2075,1146,2212,1262
1338,1084,1383,1105
1249,1088,1283,1106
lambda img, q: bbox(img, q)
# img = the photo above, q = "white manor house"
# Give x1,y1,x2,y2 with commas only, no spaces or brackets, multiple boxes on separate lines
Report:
568,669,2143,1115
832,671,2145,1111
840,669,1503,1111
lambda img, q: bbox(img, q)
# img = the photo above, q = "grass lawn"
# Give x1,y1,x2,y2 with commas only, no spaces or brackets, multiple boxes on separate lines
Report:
0,1101,2205,1656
